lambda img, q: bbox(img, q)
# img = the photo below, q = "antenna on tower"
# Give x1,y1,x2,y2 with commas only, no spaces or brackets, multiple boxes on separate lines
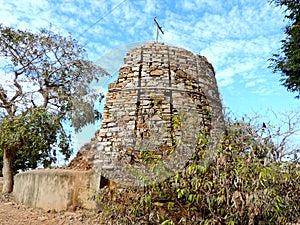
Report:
154,17,164,42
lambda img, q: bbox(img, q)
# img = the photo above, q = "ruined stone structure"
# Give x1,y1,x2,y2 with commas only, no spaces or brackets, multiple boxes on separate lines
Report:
77,41,224,186
13,42,224,211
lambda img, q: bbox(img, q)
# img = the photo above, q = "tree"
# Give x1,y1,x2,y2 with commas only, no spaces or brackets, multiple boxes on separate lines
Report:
0,24,108,193
270,0,300,97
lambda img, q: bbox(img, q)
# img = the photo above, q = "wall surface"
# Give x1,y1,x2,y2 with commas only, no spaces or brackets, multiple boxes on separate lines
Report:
13,169,100,211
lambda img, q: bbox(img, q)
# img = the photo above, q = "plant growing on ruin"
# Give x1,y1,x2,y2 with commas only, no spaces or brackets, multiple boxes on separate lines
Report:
96,110,300,224
0,24,107,193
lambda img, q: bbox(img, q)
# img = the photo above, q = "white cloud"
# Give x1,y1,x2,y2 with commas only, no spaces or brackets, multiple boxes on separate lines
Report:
144,0,156,14
252,87,277,96
180,0,223,12
245,81,256,87
245,78,266,88
0,0,294,120
219,78,235,87
181,0,195,10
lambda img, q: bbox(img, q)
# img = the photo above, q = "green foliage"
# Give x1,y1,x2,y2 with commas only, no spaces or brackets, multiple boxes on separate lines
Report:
0,23,107,176
0,23,107,130
96,117,300,224
269,0,300,97
0,108,71,172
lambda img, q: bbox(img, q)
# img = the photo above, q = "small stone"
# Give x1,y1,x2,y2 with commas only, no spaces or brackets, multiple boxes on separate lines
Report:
64,212,76,217
108,83,116,89
38,216,48,221
102,118,114,123
150,69,164,76
102,165,114,170
4,202,14,206
137,123,146,128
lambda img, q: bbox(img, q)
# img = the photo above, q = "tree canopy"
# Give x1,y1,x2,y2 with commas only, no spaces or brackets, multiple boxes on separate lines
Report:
270,0,300,97
0,108,70,174
0,24,108,192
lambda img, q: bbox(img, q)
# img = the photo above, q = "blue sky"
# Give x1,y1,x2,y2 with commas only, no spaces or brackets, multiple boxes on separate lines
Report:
1,0,299,153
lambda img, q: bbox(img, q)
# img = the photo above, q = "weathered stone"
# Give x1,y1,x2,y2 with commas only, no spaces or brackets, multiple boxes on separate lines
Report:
137,123,147,128
70,41,224,188
108,83,115,89
119,67,132,73
150,69,164,76
98,132,107,137
102,118,114,123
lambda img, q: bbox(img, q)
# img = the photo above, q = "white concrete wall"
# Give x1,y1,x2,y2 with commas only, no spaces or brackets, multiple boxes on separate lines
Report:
13,169,100,211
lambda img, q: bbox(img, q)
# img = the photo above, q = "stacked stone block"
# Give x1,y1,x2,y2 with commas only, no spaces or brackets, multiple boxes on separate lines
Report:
78,42,224,185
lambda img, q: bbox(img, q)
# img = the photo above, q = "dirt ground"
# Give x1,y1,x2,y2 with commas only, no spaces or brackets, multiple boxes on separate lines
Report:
0,177,107,225
0,195,106,225
0,155,109,225
1,177,299,225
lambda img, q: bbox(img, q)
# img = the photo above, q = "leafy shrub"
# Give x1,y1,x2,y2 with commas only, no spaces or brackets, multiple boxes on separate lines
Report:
97,115,300,225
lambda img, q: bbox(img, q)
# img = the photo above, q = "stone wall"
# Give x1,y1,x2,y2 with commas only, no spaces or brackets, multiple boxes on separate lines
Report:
78,42,224,186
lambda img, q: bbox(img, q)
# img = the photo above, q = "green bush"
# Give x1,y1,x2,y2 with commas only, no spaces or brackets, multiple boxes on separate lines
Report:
97,116,300,225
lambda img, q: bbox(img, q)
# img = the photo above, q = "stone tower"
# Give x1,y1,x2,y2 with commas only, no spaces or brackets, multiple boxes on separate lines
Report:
75,42,224,186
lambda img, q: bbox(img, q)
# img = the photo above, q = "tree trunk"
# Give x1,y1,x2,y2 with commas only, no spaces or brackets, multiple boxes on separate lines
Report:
2,149,14,193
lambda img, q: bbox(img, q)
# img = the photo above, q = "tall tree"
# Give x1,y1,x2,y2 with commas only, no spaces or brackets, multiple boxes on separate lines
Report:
270,0,300,97
0,24,108,193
